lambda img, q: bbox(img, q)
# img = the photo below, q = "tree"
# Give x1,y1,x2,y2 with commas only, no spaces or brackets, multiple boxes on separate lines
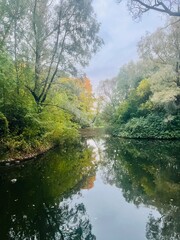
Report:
51,76,95,126
1,0,102,105
138,18,180,110
98,78,118,107
118,0,180,18
138,18,180,86
115,60,152,101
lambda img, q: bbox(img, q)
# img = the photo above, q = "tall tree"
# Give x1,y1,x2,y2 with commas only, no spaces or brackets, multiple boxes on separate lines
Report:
1,0,102,105
138,18,180,109
138,18,180,75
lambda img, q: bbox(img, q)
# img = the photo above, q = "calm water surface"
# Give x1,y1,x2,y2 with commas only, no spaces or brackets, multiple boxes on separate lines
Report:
0,136,179,240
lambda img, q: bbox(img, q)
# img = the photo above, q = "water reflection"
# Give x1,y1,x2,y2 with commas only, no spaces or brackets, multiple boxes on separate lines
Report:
0,137,179,239
0,144,96,239
102,138,180,240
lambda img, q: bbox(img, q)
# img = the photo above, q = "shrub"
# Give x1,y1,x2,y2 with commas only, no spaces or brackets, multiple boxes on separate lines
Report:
111,113,180,139
0,112,8,137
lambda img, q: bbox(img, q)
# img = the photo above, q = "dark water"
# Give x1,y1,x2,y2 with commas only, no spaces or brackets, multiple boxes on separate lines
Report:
0,136,179,240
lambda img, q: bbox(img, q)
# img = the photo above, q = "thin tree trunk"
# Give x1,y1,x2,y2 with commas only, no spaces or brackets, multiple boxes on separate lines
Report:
14,18,20,95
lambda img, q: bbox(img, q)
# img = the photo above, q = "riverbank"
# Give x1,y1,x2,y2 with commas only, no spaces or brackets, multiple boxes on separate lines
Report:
0,144,53,166
1,125,180,166
0,128,106,165
108,115,180,140
0,124,80,164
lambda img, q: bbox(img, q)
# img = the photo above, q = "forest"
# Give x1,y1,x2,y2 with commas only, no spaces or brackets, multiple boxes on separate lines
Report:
98,17,180,139
0,0,102,158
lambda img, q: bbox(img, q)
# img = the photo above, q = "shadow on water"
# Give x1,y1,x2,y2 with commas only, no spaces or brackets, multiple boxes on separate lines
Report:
0,136,179,239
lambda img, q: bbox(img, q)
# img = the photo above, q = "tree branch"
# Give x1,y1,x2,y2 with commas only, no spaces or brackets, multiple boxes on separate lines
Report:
134,0,180,16
119,0,180,17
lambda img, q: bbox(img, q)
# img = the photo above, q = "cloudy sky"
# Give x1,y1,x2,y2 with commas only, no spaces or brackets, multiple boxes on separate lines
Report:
85,0,165,88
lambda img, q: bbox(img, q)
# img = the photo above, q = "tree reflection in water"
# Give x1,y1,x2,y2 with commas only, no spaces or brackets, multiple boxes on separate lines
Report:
8,201,95,240
0,137,179,239
102,138,180,240
0,143,96,240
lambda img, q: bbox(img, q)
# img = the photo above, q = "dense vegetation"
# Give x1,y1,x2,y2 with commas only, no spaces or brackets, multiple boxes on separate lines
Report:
0,0,102,158
98,18,180,139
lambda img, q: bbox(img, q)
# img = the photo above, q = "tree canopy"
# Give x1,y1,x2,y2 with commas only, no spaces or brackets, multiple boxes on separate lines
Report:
0,0,102,156
0,0,102,105
97,18,180,139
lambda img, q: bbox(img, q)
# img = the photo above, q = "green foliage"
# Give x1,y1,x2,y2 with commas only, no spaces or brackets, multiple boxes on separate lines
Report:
114,79,152,124
5,101,30,135
99,19,180,140
112,113,180,139
2,101,80,156
0,0,101,157
40,105,79,146
0,55,92,156
0,112,8,137
0,0,103,105
108,76,180,139
0,51,15,109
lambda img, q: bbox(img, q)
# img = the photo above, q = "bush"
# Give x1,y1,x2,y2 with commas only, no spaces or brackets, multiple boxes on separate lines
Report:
113,79,152,125
0,112,8,137
111,113,180,139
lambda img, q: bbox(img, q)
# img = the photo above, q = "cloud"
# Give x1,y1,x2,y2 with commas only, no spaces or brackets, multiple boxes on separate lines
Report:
85,0,165,88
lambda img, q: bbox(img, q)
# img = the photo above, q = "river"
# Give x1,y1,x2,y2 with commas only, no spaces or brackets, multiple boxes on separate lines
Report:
0,135,179,240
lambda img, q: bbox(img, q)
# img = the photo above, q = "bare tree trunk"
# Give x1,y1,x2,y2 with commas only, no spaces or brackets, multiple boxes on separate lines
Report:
33,0,41,98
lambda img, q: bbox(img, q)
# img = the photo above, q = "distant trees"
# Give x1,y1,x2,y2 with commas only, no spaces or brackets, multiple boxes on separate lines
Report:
138,18,180,109
118,0,180,18
53,76,95,126
98,18,180,139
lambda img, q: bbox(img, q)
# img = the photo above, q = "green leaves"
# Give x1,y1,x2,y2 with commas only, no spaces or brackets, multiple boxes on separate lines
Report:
113,114,180,139
100,19,180,140
0,1,101,155
108,75,180,139
0,112,8,137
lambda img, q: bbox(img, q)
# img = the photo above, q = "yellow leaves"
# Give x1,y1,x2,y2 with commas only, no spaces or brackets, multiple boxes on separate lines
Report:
139,101,154,111
59,76,94,113
47,75,94,127
136,79,151,97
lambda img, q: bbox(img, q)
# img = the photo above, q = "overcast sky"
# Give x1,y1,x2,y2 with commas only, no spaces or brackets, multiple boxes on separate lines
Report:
85,0,165,88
